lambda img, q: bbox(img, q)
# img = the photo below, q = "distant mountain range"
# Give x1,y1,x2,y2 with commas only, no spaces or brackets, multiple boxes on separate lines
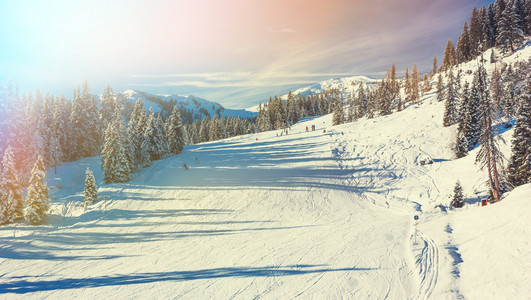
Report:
247,75,379,112
116,90,256,123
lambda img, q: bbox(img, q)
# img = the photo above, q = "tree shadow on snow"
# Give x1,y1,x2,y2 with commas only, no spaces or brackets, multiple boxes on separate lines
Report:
0,265,376,294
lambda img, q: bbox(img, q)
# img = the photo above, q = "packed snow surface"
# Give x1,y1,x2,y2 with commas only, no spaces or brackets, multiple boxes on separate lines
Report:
1,46,530,298
1,93,529,298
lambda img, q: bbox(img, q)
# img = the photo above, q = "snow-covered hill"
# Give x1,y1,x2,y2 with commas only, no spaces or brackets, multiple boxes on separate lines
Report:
1,45,530,299
118,89,256,120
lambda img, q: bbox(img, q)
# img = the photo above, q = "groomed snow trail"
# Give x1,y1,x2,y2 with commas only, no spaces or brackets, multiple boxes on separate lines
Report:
0,114,435,299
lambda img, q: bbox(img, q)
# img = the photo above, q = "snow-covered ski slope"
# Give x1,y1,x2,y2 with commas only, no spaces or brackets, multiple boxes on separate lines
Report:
1,47,530,299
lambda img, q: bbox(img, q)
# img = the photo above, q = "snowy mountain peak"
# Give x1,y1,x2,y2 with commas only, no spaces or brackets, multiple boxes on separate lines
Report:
115,89,256,121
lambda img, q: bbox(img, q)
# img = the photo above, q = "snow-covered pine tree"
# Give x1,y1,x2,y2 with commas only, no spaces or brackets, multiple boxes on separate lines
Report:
436,73,444,102
451,180,465,208
51,96,69,166
24,155,49,225
209,116,221,141
128,98,147,168
379,79,394,116
83,167,98,209
332,98,344,126
496,1,525,54
525,0,531,35
456,22,471,63
141,109,168,161
455,129,469,159
366,91,375,119
507,83,531,187
70,81,101,159
101,116,132,184
469,7,483,57
503,65,518,118
0,146,24,224
397,93,403,112
274,110,282,130
28,91,47,168
199,117,209,142
166,106,185,155
190,122,200,144
485,3,497,48
455,83,471,158
466,82,483,151
5,90,33,185
41,93,54,166
156,114,169,155
357,82,367,118
490,66,505,115
475,59,504,203
410,64,420,104
443,69,459,127
100,84,117,128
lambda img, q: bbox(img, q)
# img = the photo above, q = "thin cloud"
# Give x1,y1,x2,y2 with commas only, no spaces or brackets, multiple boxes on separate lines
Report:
269,27,297,34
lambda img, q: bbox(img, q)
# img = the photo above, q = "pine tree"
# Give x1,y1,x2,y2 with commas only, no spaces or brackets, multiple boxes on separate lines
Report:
436,73,444,102
41,93,54,166
357,82,367,117
332,98,344,126
525,0,531,35
411,64,420,104
378,79,394,115
451,180,465,208
70,82,101,159
366,91,375,119
469,6,483,57
142,109,167,161
490,66,505,115
5,90,33,185
486,3,498,48
0,146,24,224
456,22,471,63
128,98,147,168
443,69,459,127
24,155,49,225
166,106,185,155
209,116,221,141
51,96,69,167
199,117,209,141
479,5,489,50
475,60,504,203
455,128,469,159
442,40,456,71
83,167,98,209
101,116,132,183
100,84,117,128
455,83,471,158
496,2,525,54
397,93,403,112
507,83,531,187
465,82,483,151
431,56,438,77
503,65,518,118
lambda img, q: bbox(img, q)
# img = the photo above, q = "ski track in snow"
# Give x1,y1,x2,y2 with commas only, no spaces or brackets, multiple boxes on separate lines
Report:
411,230,439,300
0,113,438,299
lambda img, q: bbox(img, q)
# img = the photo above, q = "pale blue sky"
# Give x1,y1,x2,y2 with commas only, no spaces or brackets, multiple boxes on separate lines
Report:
0,0,494,108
